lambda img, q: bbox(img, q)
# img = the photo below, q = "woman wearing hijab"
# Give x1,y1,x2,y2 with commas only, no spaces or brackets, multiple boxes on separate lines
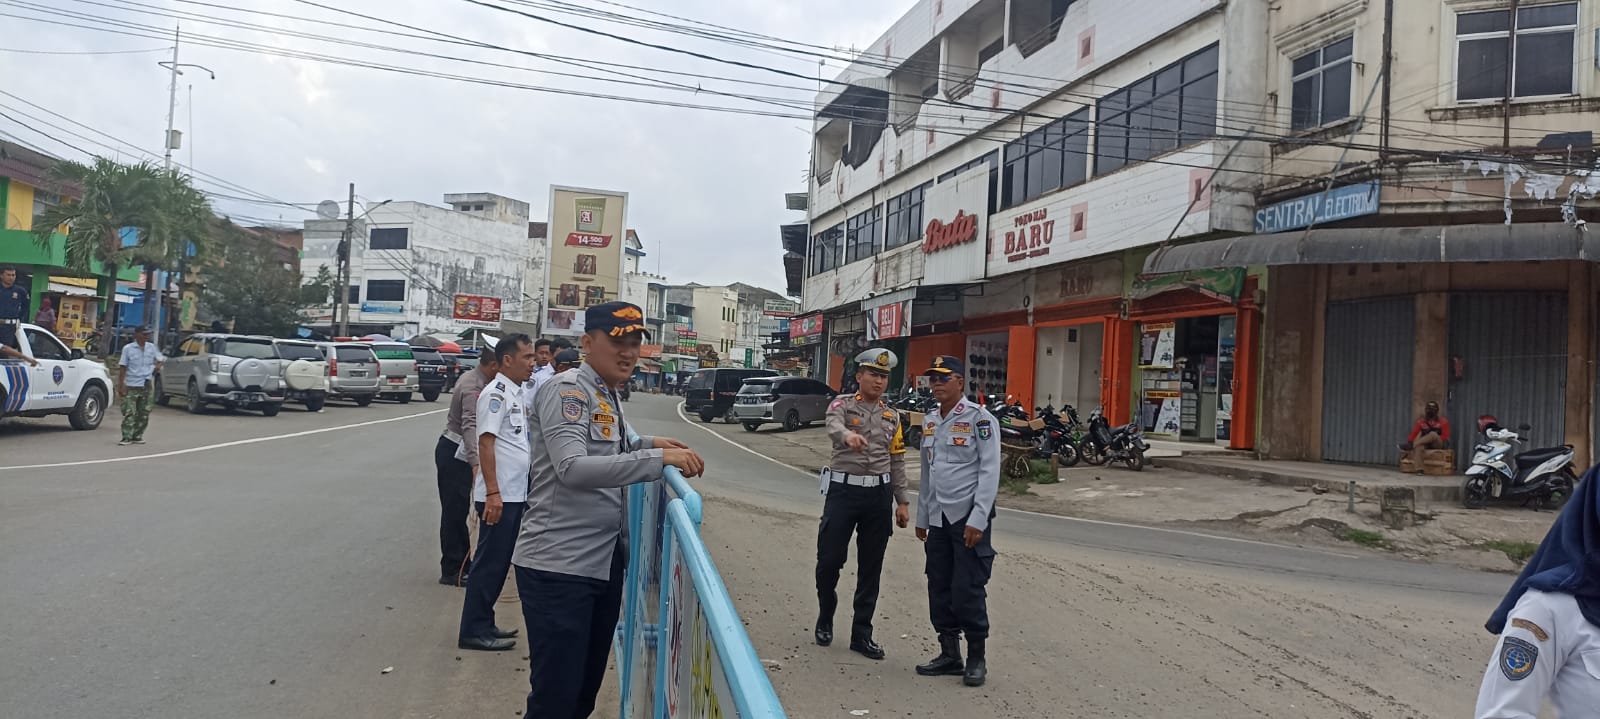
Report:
1475,464,1600,717
33,298,55,333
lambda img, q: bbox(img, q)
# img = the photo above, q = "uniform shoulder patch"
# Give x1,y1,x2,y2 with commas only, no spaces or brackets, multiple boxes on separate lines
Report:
976,419,993,441
1499,636,1538,681
493,381,506,390
829,399,844,411
487,394,503,413
561,394,585,422
1511,618,1550,642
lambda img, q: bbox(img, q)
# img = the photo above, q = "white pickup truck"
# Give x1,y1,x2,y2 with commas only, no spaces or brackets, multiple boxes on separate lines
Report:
0,322,113,430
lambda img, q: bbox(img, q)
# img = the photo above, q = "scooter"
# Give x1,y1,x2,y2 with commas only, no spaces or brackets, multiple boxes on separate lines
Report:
1078,407,1150,471
1462,416,1578,510
1036,404,1082,467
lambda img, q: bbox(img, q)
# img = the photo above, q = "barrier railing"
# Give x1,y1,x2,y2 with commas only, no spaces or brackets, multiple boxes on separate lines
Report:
615,452,786,718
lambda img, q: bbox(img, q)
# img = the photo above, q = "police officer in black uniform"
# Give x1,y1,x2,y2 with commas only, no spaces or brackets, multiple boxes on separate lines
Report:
0,265,28,350
814,348,910,660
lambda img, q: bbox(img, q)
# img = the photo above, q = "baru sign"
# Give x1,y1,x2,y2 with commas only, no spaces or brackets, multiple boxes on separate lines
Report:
544,186,628,336
452,293,502,328
919,164,988,285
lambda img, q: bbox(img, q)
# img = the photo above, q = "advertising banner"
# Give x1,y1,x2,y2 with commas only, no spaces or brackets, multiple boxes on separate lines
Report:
789,313,823,346
761,299,798,317
545,186,629,336
451,293,502,328
920,165,989,285
866,300,911,341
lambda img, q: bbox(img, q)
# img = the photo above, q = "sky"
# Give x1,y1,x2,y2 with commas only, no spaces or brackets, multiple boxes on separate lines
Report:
0,0,908,296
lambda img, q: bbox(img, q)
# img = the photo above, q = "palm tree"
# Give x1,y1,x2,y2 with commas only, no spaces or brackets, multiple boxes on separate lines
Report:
31,158,213,354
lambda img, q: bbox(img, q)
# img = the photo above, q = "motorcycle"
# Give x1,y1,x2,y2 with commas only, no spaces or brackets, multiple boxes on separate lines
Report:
890,388,935,449
1077,407,1150,471
1035,404,1082,467
1461,416,1578,510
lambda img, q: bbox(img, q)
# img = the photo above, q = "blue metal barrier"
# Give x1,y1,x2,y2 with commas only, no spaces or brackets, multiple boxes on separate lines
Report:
615,459,786,718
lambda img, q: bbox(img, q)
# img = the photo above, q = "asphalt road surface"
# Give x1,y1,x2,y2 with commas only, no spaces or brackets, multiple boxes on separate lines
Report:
1,393,1515,718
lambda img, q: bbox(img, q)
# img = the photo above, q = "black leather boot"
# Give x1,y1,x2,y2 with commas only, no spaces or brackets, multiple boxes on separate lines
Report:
963,637,987,687
915,634,965,676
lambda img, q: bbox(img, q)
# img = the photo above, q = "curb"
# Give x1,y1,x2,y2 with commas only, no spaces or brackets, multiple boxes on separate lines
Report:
1154,456,1462,504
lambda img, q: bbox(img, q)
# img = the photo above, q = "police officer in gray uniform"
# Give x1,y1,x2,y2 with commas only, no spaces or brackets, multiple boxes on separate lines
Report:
914,355,1000,687
512,301,705,719
814,348,910,660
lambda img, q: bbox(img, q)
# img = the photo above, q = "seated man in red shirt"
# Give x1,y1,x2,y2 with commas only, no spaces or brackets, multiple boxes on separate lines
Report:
1399,401,1450,472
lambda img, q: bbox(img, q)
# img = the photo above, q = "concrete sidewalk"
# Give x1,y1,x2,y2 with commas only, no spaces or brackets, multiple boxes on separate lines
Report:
1156,454,1463,503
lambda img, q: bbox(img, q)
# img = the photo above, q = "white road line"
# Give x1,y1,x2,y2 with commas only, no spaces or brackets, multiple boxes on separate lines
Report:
670,400,1354,556
0,408,447,471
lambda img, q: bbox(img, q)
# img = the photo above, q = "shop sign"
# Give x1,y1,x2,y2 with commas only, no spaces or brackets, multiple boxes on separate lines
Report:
762,298,798,317
789,313,824,346
1061,265,1094,299
922,211,977,254
866,300,911,341
360,301,404,314
451,293,502,328
1000,208,1054,265
1132,267,1245,302
921,165,989,285
1253,181,1380,234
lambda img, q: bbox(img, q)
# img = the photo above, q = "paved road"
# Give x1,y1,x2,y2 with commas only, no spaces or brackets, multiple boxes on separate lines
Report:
1,393,1515,718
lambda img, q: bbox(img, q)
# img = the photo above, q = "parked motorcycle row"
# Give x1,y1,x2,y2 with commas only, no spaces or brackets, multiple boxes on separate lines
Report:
886,389,1151,472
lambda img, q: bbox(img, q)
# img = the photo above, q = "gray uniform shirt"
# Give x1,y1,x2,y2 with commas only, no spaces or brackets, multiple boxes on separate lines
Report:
915,396,1001,532
513,362,664,581
445,368,491,463
824,394,909,505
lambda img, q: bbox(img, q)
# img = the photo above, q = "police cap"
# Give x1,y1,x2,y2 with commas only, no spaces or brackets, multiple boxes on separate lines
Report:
853,348,898,375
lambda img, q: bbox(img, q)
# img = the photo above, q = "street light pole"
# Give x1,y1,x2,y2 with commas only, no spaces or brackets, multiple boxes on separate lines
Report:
154,25,214,340
339,182,355,337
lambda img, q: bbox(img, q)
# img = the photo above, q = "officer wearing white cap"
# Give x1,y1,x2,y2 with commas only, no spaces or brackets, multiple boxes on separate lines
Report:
813,348,909,661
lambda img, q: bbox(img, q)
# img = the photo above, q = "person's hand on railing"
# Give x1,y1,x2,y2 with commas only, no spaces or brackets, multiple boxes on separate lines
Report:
664,448,706,478
652,437,690,450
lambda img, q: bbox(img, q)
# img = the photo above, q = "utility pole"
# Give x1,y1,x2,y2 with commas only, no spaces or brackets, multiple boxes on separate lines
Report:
1378,0,1394,160
154,25,213,346
338,182,355,337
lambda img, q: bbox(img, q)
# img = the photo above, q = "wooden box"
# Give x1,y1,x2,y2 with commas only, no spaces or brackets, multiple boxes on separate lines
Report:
1398,449,1456,476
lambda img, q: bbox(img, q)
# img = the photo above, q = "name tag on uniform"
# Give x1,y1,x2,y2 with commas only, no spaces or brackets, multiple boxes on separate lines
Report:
952,422,972,434
592,413,616,424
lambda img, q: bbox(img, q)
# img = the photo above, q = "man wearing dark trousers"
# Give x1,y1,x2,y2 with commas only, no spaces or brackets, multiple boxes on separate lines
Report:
514,301,705,718
815,348,910,660
435,347,498,586
457,334,537,652
914,356,1001,687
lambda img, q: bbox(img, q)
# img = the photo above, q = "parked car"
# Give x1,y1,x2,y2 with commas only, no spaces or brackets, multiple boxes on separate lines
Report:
732,376,835,432
156,333,285,416
685,367,778,423
446,353,479,391
408,346,448,402
316,341,381,406
365,342,420,403
0,322,112,430
272,339,329,412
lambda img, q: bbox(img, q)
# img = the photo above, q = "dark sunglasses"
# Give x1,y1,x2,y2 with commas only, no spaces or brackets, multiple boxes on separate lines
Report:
928,374,960,384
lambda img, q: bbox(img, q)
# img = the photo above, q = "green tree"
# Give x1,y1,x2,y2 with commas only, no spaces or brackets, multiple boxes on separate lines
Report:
201,220,306,337
31,158,213,352
301,263,336,305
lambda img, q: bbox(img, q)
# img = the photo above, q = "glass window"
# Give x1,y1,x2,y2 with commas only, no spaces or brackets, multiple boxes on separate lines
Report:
1290,36,1354,130
1001,109,1091,209
1455,3,1576,101
365,279,406,302
276,343,322,361
885,183,931,250
844,206,881,264
24,328,68,361
369,227,409,250
1094,44,1218,175
220,339,278,360
336,347,375,363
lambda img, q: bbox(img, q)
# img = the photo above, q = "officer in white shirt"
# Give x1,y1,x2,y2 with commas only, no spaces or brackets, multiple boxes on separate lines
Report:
1476,465,1600,718
456,333,538,652
914,355,1000,688
116,326,165,446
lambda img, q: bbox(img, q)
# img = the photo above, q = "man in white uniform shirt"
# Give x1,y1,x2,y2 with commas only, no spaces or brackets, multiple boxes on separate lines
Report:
116,326,165,446
457,333,537,652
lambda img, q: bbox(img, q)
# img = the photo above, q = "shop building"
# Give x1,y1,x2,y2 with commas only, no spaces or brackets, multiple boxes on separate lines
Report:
800,0,1270,448
1143,0,1600,465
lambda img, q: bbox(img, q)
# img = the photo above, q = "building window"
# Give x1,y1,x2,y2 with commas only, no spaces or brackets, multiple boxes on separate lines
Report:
1455,3,1577,102
1290,37,1353,130
369,227,409,250
938,151,999,214
347,285,360,304
1002,108,1090,209
884,182,931,250
809,223,843,276
365,279,406,301
1095,44,1218,176
32,189,60,219
844,206,882,264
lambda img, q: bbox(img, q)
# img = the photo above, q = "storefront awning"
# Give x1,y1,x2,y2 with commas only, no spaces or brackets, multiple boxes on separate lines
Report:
1143,222,1600,274
48,281,99,298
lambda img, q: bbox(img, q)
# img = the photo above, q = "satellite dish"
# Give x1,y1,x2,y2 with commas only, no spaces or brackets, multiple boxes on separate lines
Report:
316,200,341,220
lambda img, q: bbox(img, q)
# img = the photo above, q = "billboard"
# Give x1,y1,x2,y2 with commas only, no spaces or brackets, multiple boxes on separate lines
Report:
789,313,823,346
762,298,798,317
544,186,629,336
451,293,502,328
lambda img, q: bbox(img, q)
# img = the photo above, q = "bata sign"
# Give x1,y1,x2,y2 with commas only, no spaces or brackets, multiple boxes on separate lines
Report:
1001,208,1054,264
922,211,977,253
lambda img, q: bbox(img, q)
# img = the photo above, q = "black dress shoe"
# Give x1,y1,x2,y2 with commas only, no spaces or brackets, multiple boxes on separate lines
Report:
491,626,519,639
814,618,832,647
963,657,987,687
458,636,516,651
438,575,466,587
849,638,885,661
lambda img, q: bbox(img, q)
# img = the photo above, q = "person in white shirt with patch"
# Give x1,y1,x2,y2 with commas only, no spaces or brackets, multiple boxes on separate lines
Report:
457,333,537,652
1476,465,1600,718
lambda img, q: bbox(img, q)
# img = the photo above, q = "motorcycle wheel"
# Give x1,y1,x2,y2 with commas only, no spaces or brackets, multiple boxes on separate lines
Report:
1461,476,1490,509
1003,454,1032,479
1079,437,1108,466
1056,441,1081,468
1124,449,1145,472
905,425,922,450
1542,468,1578,510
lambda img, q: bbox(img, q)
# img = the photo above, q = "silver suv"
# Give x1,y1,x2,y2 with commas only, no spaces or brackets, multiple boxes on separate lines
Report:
366,342,420,403
315,341,381,407
732,376,835,432
156,334,286,416
272,339,330,412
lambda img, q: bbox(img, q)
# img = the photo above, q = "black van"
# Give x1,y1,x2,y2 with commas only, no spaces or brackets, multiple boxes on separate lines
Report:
685,367,778,422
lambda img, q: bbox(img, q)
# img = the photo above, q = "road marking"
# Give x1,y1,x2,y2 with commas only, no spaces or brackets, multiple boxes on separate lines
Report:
0,408,447,471
671,400,1355,557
